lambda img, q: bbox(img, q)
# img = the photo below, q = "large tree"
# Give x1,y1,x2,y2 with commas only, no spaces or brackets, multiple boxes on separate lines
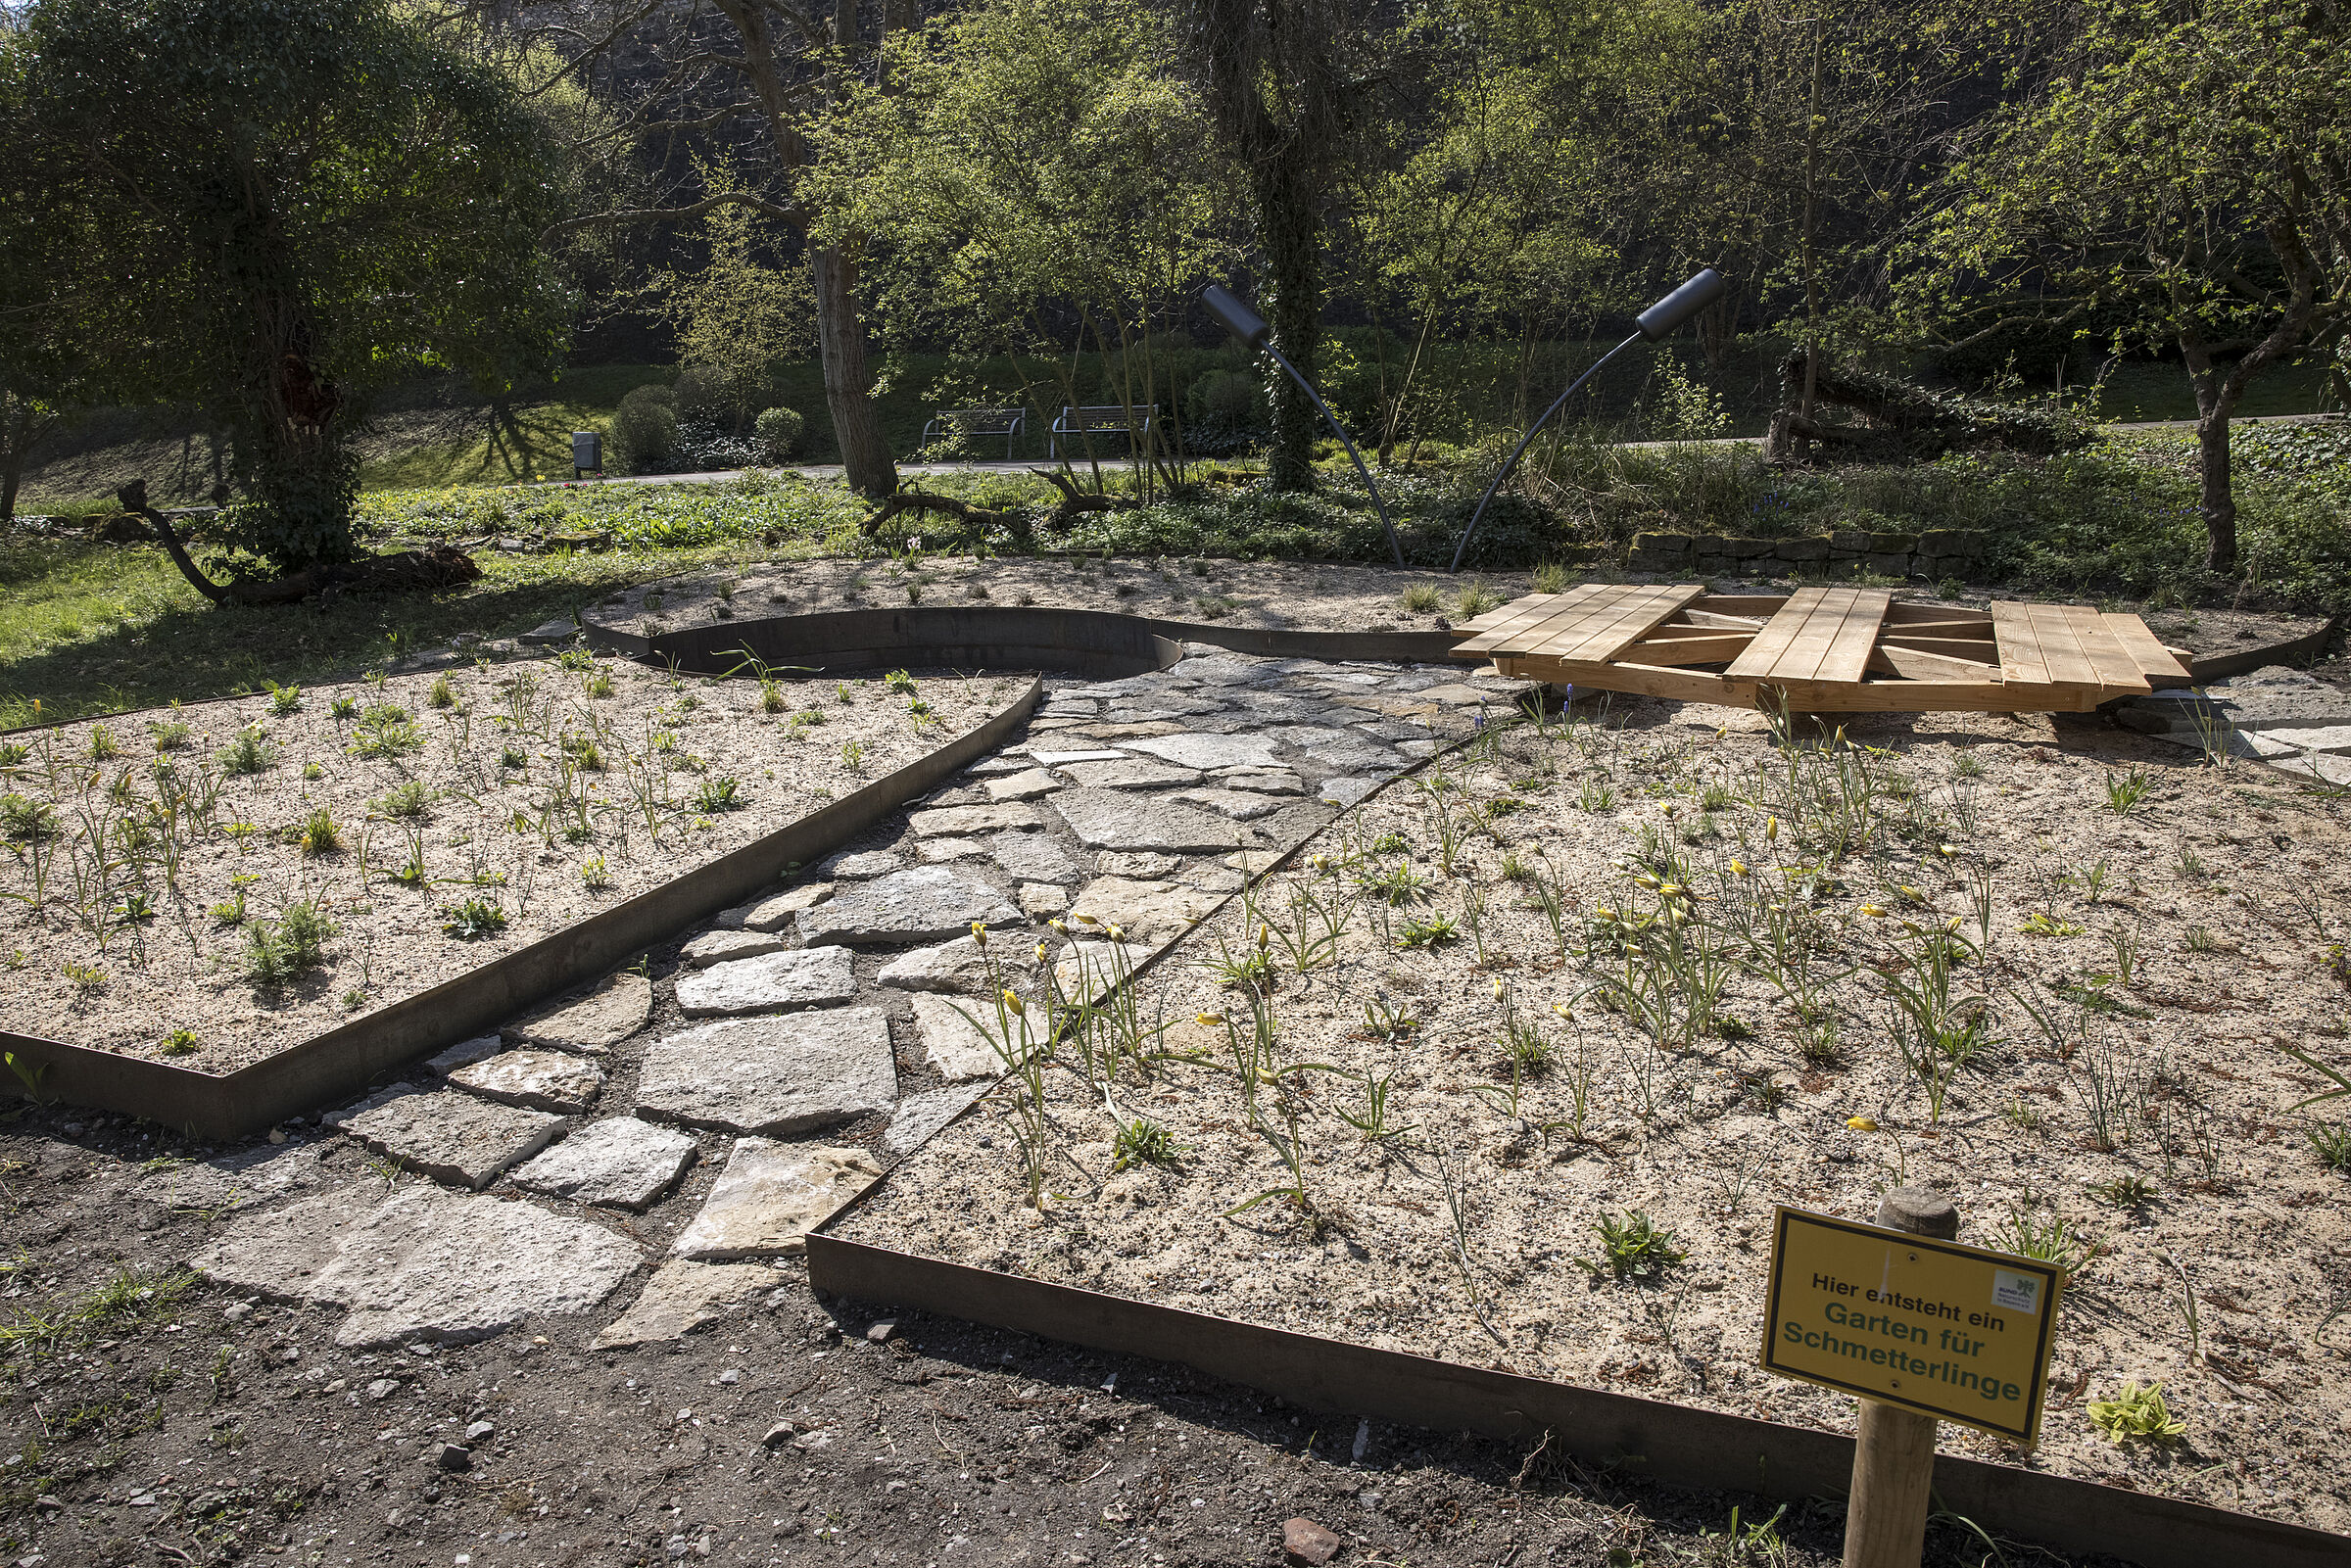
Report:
1918,0,2351,573
12,0,572,570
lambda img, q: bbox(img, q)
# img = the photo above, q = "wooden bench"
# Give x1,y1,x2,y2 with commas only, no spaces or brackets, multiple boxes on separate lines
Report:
1048,404,1159,459
1453,584,2193,713
921,406,1026,458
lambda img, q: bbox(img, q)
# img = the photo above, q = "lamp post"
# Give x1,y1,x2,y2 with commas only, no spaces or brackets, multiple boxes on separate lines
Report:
1202,283,1405,568
1449,267,1729,573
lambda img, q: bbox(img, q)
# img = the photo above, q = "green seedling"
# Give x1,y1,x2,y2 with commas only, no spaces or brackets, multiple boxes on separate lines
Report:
1110,1117,1187,1172
2087,1382,2185,1446
1578,1211,1685,1281
440,899,509,940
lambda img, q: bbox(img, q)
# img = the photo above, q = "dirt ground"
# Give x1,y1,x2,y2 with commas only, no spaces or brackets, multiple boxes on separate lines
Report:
0,1102,2005,1568
842,697,2351,1535
0,657,1021,1068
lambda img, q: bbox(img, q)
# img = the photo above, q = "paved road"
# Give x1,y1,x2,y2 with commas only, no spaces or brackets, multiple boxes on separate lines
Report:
528,412,2343,493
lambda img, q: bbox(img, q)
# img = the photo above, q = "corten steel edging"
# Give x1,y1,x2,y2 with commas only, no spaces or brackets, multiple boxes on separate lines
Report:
0,679,1042,1139
804,1234,2345,1568
580,604,1463,677
2185,613,2339,682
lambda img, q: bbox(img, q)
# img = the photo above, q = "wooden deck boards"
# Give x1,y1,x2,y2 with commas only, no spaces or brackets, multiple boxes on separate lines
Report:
1458,584,2181,713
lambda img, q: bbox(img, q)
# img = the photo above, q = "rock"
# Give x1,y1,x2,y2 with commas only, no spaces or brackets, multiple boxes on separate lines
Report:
465,1420,496,1444
909,992,1022,1081
990,831,1082,885
1096,851,1182,879
1319,778,1380,807
741,883,833,932
866,1318,899,1343
961,755,1032,778
1055,758,1203,790
425,1034,504,1075
508,1117,699,1211
1120,733,1280,771
1410,683,1511,708
1052,943,1156,1007
191,1185,640,1349
448,1050,607,1115
908,802,1040,837
518,618,578,646
1027,748,1130,766
1176,788,1285,821
367,1378,399,1401
142,1142,327,1212
821,850,901,880
504,973,651,1056
1224,850,1282,876
884,1081,991,1157
674,946,857,1018
438,1444,473,1473
984,768,1063,802
591,1259,782,1349
761,1420,797,1447
797,867,1022,945
669,1140,885,1259
1066,877,1221,943
1282,1516,1343,1565
679,928,788,969
1270,725,1407,772
915,835,991,863
877,934,1035,994
326,1087,563,1191
1018,882,1069,919
1052,788,1248,852
1215,769,1305,794
1179,866,1246,893
638,1009,897,1135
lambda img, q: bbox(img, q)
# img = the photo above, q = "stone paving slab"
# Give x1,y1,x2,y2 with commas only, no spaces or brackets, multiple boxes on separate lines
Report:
193,1184,641,1348
143,1141,331,1212
1019,882,1069,918
908,802,1041,836
909,992,1018,1081
592,1259,785,1349
1216,769,1305,794
509,1117,700,1211
504,973,651,1056
884,1081,992,1158
669,1140,885,1259
739,883,831,932
1121,733,1281,771
1097,851,1182,879
990,831,1082,886
915,836,992,863
877,934,1035,995
1066,876,1221,943
984,768,1063,801
674,946,857,1018
1051,788,1250,852
1055,757,1203,790
327,1087,565,1190
680,928,790,968
1052,942,1158,1006
425,1034,504,1074
797,866,1023,944
448,1049,607,1115
1027,748,1130,766
1176,788,1285,820
637,1008,897,1134
820,849,902,879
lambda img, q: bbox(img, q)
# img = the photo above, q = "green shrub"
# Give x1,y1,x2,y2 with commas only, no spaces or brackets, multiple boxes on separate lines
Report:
611,385,680,472
755,405,806,461
245,901,337,986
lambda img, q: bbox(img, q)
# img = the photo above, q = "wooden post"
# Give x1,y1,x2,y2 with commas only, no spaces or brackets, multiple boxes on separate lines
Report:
1842,1188,1959,1568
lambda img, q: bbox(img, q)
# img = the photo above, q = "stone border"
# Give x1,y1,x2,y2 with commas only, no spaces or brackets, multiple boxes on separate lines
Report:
803,1233,2346,1568
0,680,1041,1141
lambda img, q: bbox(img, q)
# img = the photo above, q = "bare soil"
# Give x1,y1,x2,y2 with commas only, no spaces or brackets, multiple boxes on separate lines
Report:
0,656,1023,1069
841,697,2351,1535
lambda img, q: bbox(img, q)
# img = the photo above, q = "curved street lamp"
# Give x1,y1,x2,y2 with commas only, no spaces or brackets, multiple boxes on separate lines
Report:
1202,283,1405,568
1449,267,1730,573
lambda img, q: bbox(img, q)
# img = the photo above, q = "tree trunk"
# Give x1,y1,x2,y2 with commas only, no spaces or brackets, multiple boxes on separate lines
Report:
1257,148,1321,493
811,243,897,497
2194,403,2237,577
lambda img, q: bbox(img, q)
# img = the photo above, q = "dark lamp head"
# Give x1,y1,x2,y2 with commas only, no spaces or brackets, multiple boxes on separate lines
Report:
1202,284,1271,350
1635,268,1728,341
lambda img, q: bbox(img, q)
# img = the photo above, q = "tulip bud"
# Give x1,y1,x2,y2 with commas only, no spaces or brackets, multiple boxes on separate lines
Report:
1002,989,1025,1017
970,921,988,946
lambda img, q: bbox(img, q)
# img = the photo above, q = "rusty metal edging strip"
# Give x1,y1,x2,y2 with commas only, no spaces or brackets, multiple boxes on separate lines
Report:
803,1234,2344,1568
2186,613,2340,682
0,679,1042,1140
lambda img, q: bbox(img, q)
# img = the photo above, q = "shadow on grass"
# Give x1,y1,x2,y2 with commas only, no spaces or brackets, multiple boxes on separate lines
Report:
0,544,756,727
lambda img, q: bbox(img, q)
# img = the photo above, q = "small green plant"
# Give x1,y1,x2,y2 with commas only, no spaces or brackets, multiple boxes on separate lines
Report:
1453,580,1504,618
1110,1117,1188,1172
2087,1174,2156,1206
372,781,430,820
1989,1208,2099,1279
1530,560,1570,594
2309,1121,2351,1173
300,760,324,781
2183,924,2222,953
208,889,247,927
244,901,337,986
349,705,421,759
1400,583,1441,613
2016,913,2083,938
86,725,120,761
499,741,528,771
696,776,745,812
427,674,456,709
1396,911,1460,949
2103,767,2152,815
160,1029,200,1058
585,668,615,699
1578,1211,1685,1280
883,668,916,695
267,682,303,717
580,854,614,891
0,792,57,842
330,694,360,720
440,898,509,940
297,808,342,856
840,739,867,770
149,720,191,752
61,957,108,993
217,725,275,775
2087,1382,2185,1446
114,889,156,926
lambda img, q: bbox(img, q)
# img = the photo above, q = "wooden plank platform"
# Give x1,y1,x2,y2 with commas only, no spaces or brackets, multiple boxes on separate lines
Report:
1451,585,2186,713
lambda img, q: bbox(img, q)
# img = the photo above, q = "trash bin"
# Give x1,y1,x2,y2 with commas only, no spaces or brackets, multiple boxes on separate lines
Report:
572,431,601,478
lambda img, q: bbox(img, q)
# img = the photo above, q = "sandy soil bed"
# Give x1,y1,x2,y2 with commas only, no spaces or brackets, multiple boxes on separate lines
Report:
841,697,2351,1532
587,552,2327,666
0,655,1024,1069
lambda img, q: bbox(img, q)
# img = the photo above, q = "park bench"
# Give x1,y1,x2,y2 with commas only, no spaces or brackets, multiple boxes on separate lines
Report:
1048,404,1159,459
920,406,1027,458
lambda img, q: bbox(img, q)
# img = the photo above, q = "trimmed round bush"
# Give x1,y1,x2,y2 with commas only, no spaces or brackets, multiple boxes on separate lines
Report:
610,384,679,473
754,405,806,462
673,365,730,423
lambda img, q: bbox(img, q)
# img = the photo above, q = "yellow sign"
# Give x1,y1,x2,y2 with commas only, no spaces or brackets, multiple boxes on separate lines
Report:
1759,1207,2064,1445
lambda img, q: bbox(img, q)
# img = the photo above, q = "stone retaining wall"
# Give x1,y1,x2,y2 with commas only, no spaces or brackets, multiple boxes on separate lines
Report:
1627,527,1990,579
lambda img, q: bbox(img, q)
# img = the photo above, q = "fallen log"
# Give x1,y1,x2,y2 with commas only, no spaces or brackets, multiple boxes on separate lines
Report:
116,480,481,605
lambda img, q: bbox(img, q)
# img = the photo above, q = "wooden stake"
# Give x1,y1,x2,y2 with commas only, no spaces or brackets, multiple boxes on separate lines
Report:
1841,1188,1960,1568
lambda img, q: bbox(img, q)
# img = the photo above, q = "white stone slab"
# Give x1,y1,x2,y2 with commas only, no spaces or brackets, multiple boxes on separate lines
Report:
680,928,788,969
327,1087,564,1190
909,992,1022,1081
908,802,1041,836
984,768,1064,801
797,867,1023,945
674,946,857,1019
592,1259,783,1349
637,1008,897,1134
504,973,651,1056
877,934,1036,995
1051,789,1248,852
448,1049,607,1115
669,1140,884,1259
508,1117,699,1211
425,1034,504,1075
1121,734,1280,771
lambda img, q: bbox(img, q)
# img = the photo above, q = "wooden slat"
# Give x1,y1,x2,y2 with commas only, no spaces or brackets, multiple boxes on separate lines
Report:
1763,677,2102,714
2063,606,2152,695
1675,608,1770,632
1505,655,1743,704
2102,613,2194,686
1879,635,2001,661
1623,631,1755,666
1726,587,1892,685
1882,602,1993,629
1451,583,1614,657
1535,584,1709,665
1869,644,2001,682
1693,595,1791,615
1990,601,2081,695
